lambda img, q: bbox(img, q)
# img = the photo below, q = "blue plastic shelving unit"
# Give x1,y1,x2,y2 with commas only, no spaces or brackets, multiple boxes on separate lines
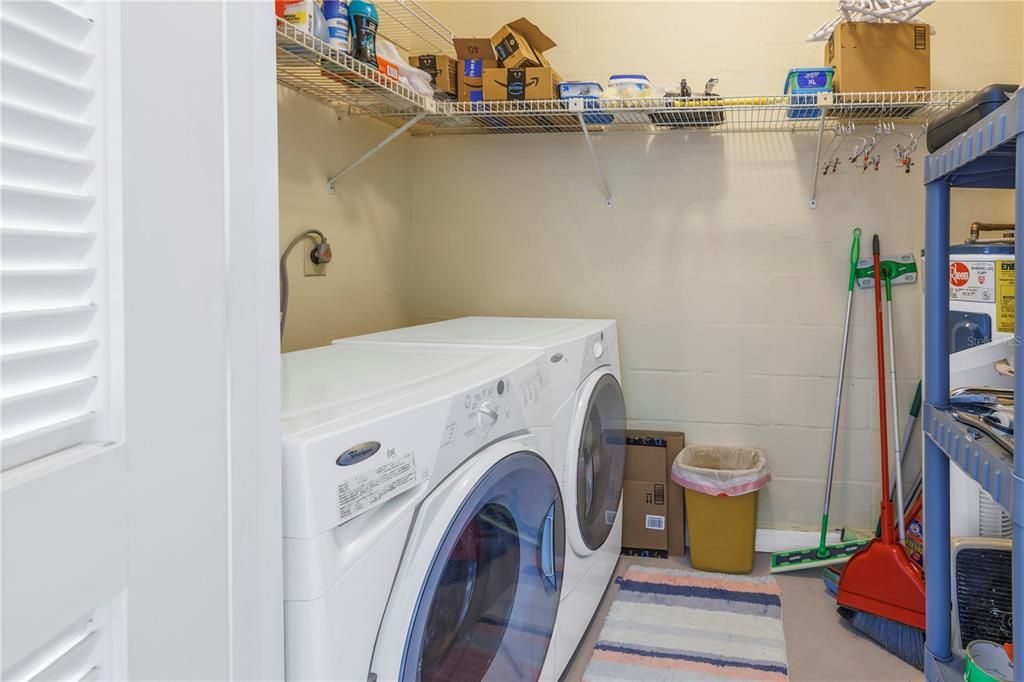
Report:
922,88,1023,682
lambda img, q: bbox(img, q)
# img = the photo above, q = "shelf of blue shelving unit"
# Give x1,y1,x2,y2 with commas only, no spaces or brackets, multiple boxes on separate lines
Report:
921,87,1022,682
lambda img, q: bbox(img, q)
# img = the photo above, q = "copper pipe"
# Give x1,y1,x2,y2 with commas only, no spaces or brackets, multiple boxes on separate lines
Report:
967,222,1015,244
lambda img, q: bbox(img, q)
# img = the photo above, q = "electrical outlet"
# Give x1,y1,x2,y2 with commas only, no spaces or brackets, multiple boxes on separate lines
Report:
304,251,327,277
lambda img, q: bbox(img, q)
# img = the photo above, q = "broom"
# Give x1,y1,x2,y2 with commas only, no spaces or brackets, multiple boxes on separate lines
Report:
835,235,925,670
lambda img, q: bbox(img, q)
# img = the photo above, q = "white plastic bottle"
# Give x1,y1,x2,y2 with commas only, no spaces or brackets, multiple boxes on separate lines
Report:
322,0,349,53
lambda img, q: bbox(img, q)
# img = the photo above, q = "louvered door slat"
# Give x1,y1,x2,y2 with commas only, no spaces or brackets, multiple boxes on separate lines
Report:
2,143,95,189
1,269,97,311
2,102,94,152
3,341,98,396
1,59,95,115
1,16,95,78
1,413,97,472
1,306,97,353
0,1,93,43
1,186,95,227
1,229,96,267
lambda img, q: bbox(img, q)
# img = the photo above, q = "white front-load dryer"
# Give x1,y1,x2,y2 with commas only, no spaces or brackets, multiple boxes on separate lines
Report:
282,342,565,682
334,317,626,677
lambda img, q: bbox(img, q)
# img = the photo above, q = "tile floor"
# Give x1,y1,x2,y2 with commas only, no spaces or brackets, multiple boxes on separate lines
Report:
562,553,922,682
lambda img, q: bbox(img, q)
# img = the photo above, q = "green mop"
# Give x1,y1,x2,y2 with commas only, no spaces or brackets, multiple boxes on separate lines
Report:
770,229,874,573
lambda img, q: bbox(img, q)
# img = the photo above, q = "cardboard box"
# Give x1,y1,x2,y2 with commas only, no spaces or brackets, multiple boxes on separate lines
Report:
453,38,498,102
409,55,457,97
825,22,930,92
490,17,556,68
482,67,560,101
621,430,686,557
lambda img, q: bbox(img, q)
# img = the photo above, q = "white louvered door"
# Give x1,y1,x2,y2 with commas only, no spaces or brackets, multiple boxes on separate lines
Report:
2,2,128,679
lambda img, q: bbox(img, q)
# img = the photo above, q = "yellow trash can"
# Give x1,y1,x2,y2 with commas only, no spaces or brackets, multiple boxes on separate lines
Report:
671,446,770,574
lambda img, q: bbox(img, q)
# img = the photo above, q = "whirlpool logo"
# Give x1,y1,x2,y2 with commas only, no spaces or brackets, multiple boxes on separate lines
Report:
336,441,381,466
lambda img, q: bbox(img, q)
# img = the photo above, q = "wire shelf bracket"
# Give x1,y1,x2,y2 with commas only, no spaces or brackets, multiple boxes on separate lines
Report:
808,95,833,208
570,101,613,207
327,111,428,193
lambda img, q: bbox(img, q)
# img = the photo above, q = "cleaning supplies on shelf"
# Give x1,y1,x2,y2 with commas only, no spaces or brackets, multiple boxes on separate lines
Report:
349,0,379,66
283,0,329,43
771,229,873,573
784,67,834,119
322,0,350,52
558,81,613,125
835,234,926,671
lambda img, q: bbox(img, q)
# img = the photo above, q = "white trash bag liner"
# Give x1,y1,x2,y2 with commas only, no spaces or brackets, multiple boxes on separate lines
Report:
671,445,771,497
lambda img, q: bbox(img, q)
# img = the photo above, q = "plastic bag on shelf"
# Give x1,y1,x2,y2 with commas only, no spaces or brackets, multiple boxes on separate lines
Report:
375,38,434,97
671,445,771,497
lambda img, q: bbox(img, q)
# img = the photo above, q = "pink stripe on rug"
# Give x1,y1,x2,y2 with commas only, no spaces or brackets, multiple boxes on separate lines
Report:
623,567,782,596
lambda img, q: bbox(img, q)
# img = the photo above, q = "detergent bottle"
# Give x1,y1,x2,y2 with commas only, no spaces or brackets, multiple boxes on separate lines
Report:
322,0,349,52
349,0,379,66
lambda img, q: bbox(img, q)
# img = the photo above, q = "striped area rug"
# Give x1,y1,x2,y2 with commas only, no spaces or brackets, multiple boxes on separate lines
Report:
583,565,789,681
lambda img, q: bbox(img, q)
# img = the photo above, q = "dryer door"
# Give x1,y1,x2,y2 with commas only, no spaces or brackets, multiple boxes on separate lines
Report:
402,451,564,682
571,370,626,551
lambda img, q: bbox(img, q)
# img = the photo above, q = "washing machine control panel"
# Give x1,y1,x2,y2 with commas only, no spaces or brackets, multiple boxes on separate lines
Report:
434,362,543,484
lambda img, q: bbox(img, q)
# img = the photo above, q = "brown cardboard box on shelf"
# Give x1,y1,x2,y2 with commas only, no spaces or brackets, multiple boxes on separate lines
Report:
453,38,498,103
482,67,560,101
409,55,458,97
490,17,556,68
825,22,931,92
621,430,686,557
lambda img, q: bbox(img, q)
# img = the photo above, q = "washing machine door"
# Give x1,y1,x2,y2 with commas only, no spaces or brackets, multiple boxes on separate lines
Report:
570,369,626,552
401,451,564,682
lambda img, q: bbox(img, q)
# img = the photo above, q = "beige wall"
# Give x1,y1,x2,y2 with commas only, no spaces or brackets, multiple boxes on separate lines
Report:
278,1,1022,529
399,1,1021,530
277,87,413,352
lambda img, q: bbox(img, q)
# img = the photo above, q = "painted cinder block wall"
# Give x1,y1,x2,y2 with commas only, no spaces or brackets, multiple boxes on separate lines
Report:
278,0,1023,530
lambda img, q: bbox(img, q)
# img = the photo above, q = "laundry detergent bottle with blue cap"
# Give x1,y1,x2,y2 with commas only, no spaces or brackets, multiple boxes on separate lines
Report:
348,0,379,66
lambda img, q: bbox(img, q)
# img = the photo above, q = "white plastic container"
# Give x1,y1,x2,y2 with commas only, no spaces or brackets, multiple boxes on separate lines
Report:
603,74,654,99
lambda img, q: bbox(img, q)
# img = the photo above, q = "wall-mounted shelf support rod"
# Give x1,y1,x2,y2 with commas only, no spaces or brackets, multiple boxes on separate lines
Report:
327,111,428,193
808,108,828,209
574,107,613,207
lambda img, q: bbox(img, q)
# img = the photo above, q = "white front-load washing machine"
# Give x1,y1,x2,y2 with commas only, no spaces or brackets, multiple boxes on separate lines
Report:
334,318,626,677
282,342,565,681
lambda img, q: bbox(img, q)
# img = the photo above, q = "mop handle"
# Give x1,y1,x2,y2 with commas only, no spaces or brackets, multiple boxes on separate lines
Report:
820,229,861,543
873,235,894,546
884,268,907,543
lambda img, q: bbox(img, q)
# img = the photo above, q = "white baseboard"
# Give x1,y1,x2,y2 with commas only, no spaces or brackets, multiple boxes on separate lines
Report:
754,528,843,553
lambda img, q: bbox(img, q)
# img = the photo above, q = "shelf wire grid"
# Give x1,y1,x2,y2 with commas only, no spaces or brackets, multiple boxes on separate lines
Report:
276,19,433,124
416,90,975,136
376,0,455,57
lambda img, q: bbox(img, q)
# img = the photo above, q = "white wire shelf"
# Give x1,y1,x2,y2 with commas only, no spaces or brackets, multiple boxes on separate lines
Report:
276,19,436,122
376,0,455,57
416,90,975,136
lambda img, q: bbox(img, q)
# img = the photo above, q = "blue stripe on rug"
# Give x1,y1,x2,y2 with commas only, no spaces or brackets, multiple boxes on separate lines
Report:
618,578,783,607
595,642,789,675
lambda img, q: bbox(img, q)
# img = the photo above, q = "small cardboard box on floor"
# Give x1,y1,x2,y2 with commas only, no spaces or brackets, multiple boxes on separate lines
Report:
825,21,931,92
621,431,686,558
453,38,498,103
